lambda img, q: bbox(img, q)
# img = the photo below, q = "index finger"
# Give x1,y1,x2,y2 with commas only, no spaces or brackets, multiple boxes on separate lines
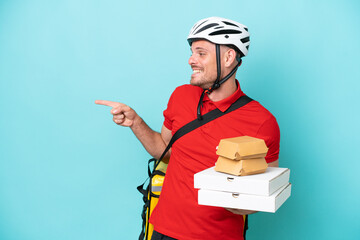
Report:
95,100,119,108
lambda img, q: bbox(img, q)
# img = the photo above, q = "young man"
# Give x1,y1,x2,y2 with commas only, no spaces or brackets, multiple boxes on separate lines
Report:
96,17,280,240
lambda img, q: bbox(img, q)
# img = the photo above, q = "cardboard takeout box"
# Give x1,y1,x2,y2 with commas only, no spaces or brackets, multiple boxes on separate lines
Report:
194,167,290,196
215,156,268,176
215,136,269,176
216,136,268,160
198,183,291,213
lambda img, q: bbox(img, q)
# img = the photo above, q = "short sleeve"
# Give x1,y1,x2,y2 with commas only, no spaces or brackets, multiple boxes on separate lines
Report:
256,116,280,163
163,109,172,130
163,90,176,131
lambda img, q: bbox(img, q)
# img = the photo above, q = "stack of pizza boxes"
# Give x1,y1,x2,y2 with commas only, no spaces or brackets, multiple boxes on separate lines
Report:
194,136,291,213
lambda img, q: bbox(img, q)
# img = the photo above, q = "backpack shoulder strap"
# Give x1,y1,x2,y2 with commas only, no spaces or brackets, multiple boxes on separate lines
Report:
155,95,253,166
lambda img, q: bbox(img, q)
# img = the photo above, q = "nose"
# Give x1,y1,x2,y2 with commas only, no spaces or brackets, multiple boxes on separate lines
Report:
188,54,197,66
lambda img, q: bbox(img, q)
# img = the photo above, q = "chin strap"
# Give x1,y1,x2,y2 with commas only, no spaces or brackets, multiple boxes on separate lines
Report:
197,44,242,120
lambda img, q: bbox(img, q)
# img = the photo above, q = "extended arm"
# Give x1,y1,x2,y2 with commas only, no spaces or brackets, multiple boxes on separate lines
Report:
95,100,172,160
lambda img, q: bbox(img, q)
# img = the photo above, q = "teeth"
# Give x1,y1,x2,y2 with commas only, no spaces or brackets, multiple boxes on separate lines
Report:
193,69,202,73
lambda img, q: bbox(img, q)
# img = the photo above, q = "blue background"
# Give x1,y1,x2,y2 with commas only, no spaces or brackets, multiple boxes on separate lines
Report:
1,0,359,239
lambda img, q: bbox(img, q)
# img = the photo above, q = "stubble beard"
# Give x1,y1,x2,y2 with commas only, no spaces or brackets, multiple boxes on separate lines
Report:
190,76,215,90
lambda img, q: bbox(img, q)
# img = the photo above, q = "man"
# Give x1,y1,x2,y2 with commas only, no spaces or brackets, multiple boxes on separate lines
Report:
96,17,280,240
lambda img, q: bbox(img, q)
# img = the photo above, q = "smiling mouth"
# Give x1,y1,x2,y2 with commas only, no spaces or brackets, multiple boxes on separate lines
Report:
193,69,203,74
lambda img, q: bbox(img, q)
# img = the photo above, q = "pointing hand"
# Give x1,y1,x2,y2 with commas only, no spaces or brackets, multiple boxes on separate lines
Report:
95,100,138,127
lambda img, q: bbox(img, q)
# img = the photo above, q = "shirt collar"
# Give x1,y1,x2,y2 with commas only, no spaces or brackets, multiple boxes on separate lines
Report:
203,80,245,112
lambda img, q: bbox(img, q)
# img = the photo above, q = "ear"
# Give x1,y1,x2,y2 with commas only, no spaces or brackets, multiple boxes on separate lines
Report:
224,48,237,68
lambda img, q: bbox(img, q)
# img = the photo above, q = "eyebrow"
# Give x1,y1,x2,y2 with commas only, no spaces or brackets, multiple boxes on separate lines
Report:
191,47,209,52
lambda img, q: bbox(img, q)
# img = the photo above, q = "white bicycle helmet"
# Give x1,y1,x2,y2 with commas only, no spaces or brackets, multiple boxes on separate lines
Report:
187,17,250,58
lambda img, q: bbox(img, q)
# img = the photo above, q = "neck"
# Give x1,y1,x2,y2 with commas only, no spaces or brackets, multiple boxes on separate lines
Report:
207,76,237,102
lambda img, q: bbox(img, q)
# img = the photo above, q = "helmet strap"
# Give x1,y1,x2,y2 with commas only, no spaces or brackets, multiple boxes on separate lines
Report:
205,44,241,94
215,44,221,85
197,44,242,120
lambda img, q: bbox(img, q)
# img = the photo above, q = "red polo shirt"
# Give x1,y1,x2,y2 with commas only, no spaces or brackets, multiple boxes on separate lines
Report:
150,82,280,240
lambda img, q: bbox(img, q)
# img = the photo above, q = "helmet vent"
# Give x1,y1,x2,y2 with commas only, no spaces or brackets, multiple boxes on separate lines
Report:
240,37,250,43
222,21,239,27
195,23,219,34
209,29,242,36
193,20,209,32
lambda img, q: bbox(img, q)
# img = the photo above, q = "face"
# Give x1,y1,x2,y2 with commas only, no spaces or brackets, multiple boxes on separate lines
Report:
188,40,218,89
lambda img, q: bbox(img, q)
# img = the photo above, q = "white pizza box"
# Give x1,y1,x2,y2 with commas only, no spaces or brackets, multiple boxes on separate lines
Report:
194,167,290,196
198,183,291,213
